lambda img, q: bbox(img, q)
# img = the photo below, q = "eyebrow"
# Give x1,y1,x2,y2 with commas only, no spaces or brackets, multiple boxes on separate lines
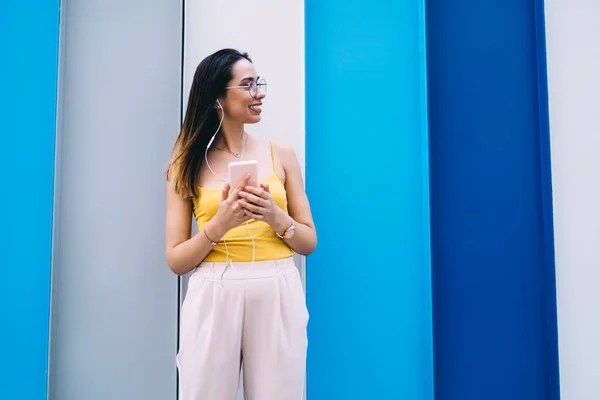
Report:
239,76,259,83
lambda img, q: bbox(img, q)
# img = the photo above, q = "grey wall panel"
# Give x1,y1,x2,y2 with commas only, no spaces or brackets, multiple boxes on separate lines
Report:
49,1,182,399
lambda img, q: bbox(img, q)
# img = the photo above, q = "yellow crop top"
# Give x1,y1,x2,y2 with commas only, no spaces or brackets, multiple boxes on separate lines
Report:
192,141,294,262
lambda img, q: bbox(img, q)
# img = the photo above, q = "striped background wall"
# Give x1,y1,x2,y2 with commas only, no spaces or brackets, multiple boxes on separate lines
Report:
0,2,60,398
2,0,599,399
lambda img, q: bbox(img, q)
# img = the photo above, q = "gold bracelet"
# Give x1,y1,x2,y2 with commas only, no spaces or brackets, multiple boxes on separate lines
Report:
203,229,218,246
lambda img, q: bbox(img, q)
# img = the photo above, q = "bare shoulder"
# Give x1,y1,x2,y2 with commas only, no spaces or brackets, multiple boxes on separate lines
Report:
269,140,298,166
269,139,293,151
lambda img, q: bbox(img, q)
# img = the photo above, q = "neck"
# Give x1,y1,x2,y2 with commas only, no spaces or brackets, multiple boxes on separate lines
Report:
216,119,245,152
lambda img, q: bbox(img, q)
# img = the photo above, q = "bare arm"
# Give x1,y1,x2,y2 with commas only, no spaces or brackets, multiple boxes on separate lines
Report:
164,178,219,276
165,174,252,276
273,143,317,255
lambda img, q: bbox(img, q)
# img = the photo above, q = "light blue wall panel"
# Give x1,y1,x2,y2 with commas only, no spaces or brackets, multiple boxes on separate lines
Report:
305,1,432,398
0,2,60,398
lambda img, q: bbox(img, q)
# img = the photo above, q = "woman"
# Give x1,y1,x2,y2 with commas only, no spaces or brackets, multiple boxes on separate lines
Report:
165,48,317,400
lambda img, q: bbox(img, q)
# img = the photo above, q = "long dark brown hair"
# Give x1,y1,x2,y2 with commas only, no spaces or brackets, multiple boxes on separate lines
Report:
167,49,252,199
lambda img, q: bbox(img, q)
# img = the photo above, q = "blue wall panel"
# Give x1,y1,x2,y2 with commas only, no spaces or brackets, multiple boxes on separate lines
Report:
426,0,560,399
305,1,432,399
0,2,60,398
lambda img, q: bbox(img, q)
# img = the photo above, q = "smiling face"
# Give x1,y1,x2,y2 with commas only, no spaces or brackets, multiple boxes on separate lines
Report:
218,58,266,125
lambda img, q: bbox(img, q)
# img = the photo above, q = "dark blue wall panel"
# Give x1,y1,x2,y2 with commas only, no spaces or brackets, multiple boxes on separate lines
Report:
305,1,433,399
426,0,560,399
0,2,60,398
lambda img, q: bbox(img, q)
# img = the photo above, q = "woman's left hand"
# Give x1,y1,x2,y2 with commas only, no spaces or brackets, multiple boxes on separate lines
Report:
238,183,287,229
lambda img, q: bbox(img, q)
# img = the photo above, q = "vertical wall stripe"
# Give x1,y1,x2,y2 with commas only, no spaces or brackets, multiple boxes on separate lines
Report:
0,2,61,399
47,1,182,398
426,1,560,399
544,1,600,399
183,1,307,398
305,1,433,399
532,1,561,397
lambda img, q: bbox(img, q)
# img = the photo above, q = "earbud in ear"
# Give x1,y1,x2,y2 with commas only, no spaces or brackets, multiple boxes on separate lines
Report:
216,99,222,109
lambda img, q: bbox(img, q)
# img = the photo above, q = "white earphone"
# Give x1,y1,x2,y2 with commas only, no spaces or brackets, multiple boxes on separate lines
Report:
205,98,255,269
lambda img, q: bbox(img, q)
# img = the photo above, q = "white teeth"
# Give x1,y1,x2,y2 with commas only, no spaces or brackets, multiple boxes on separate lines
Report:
249,105,260,110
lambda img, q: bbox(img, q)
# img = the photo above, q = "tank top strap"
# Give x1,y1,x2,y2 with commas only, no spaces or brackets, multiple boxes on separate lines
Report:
269,140,277,174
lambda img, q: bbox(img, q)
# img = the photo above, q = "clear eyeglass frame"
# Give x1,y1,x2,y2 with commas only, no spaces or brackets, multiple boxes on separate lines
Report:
226,78,267,99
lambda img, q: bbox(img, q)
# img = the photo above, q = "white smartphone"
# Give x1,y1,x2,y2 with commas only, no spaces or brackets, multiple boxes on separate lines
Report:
228,160,258,188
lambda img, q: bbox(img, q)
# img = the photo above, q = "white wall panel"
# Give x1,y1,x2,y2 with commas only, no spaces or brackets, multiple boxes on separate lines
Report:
545,1,600,399
183,1,305,398
183,0,305,168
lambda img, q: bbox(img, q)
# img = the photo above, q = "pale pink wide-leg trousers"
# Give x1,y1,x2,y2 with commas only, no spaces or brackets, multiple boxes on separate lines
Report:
177,257,308,400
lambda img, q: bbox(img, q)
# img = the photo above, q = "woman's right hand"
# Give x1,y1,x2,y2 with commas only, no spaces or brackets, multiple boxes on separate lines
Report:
211,174,253,236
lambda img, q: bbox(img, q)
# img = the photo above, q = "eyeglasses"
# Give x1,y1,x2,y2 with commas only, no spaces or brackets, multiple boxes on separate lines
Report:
226,78,267,99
